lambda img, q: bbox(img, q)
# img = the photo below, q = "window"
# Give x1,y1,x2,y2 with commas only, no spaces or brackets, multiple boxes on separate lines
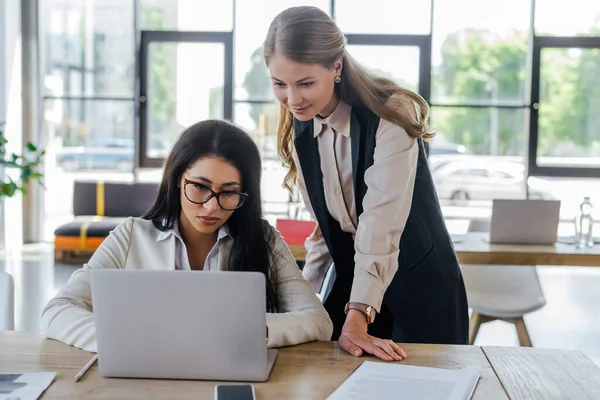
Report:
35,0,600,241
429,106,527,226
233,102,279,157
41,0,135,97
42,98,135,240
232,101,292,224
233,0,330,102
140,0,233,32
40,0,136,241
430,107,526,157
335,0,431,35
535,0,600,36
141,39,227,164
346,45,420,93
428,0,533,227
233,0,329,221
526,177,600,237
536,47,600,169
529,36,600,177
431,0,531,104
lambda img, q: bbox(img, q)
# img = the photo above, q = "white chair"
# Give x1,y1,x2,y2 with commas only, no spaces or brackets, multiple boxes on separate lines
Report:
462,219,546,347
0,271,15,330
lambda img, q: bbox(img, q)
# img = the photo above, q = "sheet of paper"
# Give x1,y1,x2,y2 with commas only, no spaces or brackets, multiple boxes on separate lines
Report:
328,361,480,400
0,372,56,400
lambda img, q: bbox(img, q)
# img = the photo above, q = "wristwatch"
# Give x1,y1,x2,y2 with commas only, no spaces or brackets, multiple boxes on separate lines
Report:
344,302,376,324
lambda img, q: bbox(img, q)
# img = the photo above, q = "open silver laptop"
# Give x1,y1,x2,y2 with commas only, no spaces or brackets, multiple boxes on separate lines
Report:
90,270,277,381
490,199,561,245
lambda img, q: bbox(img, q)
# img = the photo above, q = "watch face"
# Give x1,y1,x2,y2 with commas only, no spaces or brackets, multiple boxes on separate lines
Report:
364,306,375,323
345,303,375,323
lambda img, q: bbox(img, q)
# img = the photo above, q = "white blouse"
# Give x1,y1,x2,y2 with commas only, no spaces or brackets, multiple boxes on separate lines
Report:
293,96,419,313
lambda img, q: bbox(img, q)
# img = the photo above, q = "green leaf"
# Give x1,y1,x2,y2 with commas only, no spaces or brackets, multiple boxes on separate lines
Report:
0,132,45,198
0,181,18,197
21,170,32,181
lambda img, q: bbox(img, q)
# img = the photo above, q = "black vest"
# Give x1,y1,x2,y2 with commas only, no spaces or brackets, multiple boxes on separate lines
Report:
294,105,467,343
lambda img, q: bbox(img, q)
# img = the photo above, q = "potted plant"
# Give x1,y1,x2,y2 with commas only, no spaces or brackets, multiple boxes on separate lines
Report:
0,126,45,197
0,125,45,250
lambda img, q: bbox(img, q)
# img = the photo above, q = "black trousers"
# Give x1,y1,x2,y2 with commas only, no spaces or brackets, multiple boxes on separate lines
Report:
323,254,469,345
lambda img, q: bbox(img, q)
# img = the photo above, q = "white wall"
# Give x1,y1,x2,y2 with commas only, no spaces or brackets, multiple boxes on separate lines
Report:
0,0,4,250
1,0,24,251
0,0,4,124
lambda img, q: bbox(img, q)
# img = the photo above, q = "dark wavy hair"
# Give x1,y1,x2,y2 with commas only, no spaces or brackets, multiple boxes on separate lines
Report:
143,119,280,312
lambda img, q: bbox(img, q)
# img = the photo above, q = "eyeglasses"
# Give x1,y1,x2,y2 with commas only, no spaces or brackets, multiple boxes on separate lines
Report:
183,179,248,211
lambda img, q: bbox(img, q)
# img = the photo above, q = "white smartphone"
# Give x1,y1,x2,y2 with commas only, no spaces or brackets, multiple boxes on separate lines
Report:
214,384,256,400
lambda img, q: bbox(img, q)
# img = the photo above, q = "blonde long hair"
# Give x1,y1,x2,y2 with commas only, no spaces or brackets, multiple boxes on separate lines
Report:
264,6,433,191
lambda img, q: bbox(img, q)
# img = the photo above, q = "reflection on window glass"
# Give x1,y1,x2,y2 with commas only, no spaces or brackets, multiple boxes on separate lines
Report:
346,45,419,93
234,0,330,100
140,0,233,31
535,0,600,36
431,0,530,103
40,0,135,97
335,0,431,34
146,42,224,157
537,48,600,168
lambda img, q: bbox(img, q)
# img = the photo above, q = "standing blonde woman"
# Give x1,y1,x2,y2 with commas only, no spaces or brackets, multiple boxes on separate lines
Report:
263,6,469,361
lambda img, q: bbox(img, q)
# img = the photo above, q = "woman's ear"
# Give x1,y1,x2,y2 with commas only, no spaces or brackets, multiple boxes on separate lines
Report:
334,57,343,77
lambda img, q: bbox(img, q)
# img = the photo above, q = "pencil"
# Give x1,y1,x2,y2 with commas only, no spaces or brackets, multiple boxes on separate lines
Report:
74,354,98,382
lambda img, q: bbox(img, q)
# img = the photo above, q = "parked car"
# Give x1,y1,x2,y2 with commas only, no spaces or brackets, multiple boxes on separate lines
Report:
427,143,473,173
432,159,554,203
55,138,169,172
428,142,473,156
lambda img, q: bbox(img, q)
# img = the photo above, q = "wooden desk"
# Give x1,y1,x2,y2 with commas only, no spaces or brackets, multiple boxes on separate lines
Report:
289,232,600,266
1,331,503,399
2,331,600,399
482,346,600,400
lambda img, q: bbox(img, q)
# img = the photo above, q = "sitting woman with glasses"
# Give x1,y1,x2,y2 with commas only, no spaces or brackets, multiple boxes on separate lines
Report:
41,119,333,353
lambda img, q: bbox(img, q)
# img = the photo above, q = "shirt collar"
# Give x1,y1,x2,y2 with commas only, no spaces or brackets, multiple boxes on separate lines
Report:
313,99,351,138
156,220,231,243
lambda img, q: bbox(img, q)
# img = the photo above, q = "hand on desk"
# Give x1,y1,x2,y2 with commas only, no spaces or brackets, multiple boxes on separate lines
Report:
339,310,407,362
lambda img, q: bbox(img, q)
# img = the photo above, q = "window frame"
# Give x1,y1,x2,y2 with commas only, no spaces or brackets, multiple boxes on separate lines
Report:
528,36,600,178
138,30,234,169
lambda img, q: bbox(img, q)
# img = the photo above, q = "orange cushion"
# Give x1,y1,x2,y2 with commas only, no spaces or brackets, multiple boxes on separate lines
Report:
55,236,105,251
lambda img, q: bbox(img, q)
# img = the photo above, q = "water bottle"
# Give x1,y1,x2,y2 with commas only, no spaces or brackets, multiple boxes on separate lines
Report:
576,197,594,248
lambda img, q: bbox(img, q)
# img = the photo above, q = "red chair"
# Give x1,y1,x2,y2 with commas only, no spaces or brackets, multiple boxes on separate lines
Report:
275,219,316,246
276,219,316,269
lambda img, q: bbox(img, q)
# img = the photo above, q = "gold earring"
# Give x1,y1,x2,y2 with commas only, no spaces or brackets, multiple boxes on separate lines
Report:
334,76,341,83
